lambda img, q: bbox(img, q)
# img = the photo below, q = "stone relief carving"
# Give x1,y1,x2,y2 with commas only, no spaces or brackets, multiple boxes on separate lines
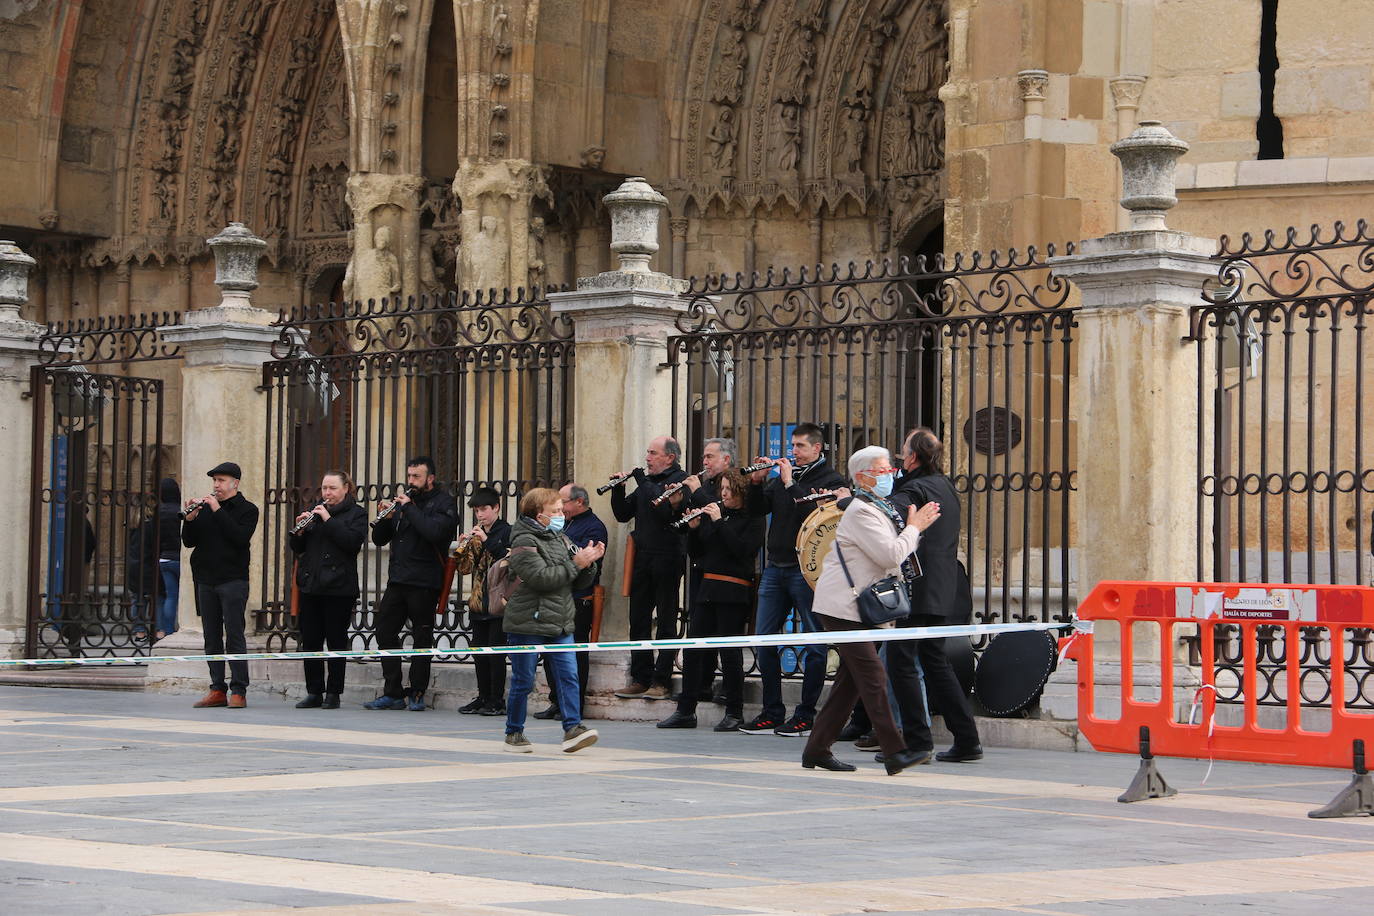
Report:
579,145,606,170
707,106,739,173
421,179,459,227
727,0,769,32
773,102,802,173
527,216,547,290
839,105,867,175
709,27,749,106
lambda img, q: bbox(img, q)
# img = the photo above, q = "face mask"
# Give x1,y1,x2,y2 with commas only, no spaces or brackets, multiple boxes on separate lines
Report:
546,515,566,533
870,473,894,498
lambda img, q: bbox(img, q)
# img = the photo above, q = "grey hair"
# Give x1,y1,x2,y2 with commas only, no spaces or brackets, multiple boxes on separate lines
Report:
848,445,891,480
704,437,738,466
663,436,682,461
566,484,590,504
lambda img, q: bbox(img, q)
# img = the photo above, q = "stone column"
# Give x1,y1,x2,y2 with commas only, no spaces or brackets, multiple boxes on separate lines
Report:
1109,77,1148,232
152,224,279,692
343,173,424,304
0,241,44,657
549,179,688,697
1050,122,1214,603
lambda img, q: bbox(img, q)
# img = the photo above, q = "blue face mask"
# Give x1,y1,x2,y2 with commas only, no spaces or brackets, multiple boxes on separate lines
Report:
546,515,566,533
870,473,894,499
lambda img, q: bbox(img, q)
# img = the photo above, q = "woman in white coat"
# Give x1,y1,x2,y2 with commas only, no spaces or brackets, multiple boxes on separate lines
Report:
802,445,940,775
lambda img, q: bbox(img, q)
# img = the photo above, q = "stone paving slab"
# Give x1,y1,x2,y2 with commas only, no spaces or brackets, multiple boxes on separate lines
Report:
0,685,1371,915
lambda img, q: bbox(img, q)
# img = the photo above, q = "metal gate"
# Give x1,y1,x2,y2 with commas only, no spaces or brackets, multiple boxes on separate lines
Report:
255,291,575,652
668,251,1079,647
26,366,167,658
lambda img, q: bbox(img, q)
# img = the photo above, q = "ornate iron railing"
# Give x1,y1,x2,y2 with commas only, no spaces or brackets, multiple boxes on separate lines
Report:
1193,220,1374,585
38,312,184,366
671,248,1080,654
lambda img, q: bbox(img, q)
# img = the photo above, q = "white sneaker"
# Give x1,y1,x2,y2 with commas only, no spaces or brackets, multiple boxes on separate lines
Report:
561,724,598,753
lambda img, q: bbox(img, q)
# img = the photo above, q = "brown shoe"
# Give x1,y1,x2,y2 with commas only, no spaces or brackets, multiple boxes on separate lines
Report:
615,682,650,699
644,684,671,701
227,694,247,708
193,690,228,708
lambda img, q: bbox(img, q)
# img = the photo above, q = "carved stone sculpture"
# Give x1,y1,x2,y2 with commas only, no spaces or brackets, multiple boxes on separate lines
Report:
707,106,738,172
710,28,748,106
774,102,802,173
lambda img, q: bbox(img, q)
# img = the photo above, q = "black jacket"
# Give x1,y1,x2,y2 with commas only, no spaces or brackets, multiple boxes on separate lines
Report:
370,486,459,590
126,502,182,598
746,458,848,566
687,508,765,603
289,495,367,598
891,471,966,619
611,464,688,556
182,493,259,585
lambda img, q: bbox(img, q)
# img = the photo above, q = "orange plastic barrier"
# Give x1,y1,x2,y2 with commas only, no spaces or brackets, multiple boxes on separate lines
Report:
1065,581,1374,770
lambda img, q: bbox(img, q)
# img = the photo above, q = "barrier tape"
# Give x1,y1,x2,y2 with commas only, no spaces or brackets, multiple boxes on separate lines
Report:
1,619,1080,668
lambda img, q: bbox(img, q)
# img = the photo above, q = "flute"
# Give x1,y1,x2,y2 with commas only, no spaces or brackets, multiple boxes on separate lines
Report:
794,492,838,504
650,466,706,506
596,468,641,495
670,501,722,529
289,501,327,535
740,459,779,474
370,486,418,528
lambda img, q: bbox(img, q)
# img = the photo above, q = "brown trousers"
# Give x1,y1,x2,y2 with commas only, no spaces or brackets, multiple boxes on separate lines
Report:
804,613,906,759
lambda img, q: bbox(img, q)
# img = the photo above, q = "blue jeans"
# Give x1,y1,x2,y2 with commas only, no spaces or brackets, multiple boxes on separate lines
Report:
755,565,826,721
157,559,180,636
506,632,582,734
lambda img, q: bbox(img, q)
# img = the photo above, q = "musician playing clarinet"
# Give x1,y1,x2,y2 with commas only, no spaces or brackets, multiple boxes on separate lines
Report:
364,456,458,711
289,470,367,710
181,462,259,710
609,436,688,700
657,468,764,731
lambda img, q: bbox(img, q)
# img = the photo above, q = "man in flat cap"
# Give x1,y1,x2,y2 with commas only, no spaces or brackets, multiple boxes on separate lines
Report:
181,462,260,708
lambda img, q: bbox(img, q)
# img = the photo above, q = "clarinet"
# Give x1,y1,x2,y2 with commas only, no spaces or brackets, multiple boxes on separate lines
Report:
671,501,722,529
289,501,327,535
370,486,419,528
596,468,641,495
794,492,837,504
177,499,207,520
740,459,778,474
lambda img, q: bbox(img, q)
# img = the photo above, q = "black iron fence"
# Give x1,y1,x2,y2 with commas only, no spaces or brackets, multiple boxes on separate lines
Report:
25,315,182,658
1194,220,1374,585
255,290,574,652
669,250,1079,646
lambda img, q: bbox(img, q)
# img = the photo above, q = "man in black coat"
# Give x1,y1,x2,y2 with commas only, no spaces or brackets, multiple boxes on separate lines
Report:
181,462,260,709
741,422,847,737
366,456,459,710
610,435,688,700
890,428,982,761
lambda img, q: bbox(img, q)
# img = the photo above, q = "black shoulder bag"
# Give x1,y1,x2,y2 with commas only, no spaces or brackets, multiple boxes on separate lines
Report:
833,542,911,626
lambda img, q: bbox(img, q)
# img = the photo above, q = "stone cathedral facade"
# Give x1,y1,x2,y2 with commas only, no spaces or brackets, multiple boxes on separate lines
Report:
1,0,1371,317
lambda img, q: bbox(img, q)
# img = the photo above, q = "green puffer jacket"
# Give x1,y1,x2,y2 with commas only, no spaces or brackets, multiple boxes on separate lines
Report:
502,516,597,638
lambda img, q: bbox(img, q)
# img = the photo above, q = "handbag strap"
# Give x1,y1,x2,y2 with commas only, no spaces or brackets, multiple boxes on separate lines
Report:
832,542,859,596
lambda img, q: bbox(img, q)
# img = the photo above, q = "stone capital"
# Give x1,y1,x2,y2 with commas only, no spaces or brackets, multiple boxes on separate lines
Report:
161,306,281,368
550,281,689,343
345,172,426,213
1109,76,1147,111
1016,69,1049,103
0,317,47,381
1050,231,1217,310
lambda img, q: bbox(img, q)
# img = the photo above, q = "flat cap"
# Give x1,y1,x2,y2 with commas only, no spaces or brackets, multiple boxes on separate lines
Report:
207,461,242,479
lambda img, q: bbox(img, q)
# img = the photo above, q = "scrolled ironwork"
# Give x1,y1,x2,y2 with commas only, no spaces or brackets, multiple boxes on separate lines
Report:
1204,219,1374,305
38,312,183,366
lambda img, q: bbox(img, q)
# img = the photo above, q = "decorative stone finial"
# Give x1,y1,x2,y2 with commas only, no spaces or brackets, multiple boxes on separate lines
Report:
1111,120,1190,231
0,240,38,320
603,177,668,273
206,222,268,300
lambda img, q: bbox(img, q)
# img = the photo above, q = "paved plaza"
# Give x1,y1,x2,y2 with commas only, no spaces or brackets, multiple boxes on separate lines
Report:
0,684,1371,915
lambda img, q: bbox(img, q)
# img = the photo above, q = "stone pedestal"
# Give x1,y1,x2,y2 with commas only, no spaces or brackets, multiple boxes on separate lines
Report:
549,271,688,686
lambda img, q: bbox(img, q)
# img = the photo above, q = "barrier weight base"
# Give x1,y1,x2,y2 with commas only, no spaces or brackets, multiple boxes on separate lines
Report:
1309,739,1374,819
1118,726,1178,804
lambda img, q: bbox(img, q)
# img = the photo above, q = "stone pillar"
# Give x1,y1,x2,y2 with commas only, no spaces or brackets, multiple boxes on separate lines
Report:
152,225,278,691
1109,77,1147,232
549,178,688,694
1016,69,1049,247
343,173,424,304
452,158,541,294
1050,122,1214,597
0,241,44,657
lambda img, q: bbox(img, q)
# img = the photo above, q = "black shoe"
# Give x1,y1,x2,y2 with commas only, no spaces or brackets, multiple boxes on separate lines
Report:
479,700,505,716
712,693,728,706
657,710,697,729
738,714,781,734
458,697,485,715
714,714,743,732
802,753,857,772
875,748,933,764
936,745,984,763
295,694,323,709
885,748,933,775
321,693,340,709
837,721,866,742
774,716,812,737
532,704,561,720
853,733,880,751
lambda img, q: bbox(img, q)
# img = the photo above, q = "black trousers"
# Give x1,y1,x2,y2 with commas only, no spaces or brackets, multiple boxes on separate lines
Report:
885,618,935,752
470,615,507,702
675,598,748,717
805,614,906,759
628,552,683,687
198,580,250,695
298,592,354,695
545,596,594,709
909,613,980,748
375,583,439,699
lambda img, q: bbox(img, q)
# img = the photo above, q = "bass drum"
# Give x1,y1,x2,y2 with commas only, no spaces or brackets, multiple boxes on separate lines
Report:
795,501,843,588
